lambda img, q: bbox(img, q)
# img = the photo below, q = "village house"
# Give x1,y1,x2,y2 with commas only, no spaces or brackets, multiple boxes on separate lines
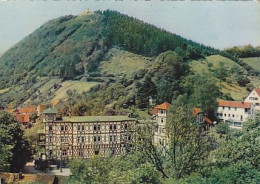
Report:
5,105,37,125
192,108,213,125
217,100,254,128
244,88,260,111
152,102,171,148
152,103,213,149
40,108,136,162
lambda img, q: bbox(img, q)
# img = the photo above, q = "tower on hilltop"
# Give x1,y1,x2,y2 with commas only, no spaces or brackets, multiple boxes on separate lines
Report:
80,7,93,16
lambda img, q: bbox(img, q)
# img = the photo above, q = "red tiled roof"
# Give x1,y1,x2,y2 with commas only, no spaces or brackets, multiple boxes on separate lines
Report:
51,99,60,107
254,88,260,96
218,100,252,109
18,106,37,114
204,117,212,124
192,108,201,116
151,102,171,115
16,114,30,123
192,108,212,124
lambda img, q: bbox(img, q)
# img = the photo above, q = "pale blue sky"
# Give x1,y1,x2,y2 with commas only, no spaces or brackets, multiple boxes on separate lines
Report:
0,0,260,55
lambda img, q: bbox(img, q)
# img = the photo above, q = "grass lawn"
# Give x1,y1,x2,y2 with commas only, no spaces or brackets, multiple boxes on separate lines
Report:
53,80,100,100
0,88,10,94
220,81,248,101
241,57,260,72
189,55,245,74
100,48,152,77
190,55,249,101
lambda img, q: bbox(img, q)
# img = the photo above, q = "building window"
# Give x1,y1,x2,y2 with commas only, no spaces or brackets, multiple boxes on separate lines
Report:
228,114,230,117
77,136,85,143
94,150,99,155
234,122,242,127
224,114,226,117
94,136,101,142
223,107,225,110
110,124,117,130
124,124,128,129
228,107,231,110
249,97,254,100
61,125,68,131
94,125,101,131
60,136,68,143
256,103,259,106
232,114,235,118
109,135,116,142
49,125,52,131
161,118,164,123
62,150,67,156
77,125,84,131
240,115,243,121
128,135,131,141
79,149,83,156
49,137,52,143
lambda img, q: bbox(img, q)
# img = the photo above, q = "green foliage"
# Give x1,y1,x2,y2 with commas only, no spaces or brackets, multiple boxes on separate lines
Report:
100,10,217,57
166,106,213,178
225,45,260,58
135,75,157,108
189,75,221,120
0,112,31,172
152,51,189,103
69,152,162,184
216,121,229,135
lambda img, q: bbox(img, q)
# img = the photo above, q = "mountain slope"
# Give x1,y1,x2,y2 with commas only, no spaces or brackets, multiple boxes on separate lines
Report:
0,10,256,109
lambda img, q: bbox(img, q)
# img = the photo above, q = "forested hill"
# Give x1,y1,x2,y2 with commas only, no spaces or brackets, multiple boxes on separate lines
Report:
0,10,217,89
1,10,258,109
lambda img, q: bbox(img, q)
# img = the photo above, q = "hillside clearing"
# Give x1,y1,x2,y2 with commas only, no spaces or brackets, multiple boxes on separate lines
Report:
241,57,260,72
189,55,245,74
100,48,152,77
190,55,249,100
53,81,100,100
0,88,9,94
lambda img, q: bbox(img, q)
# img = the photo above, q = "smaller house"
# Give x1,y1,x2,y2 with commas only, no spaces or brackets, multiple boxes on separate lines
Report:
244,88,260,111
15,114,30,125
192,108,213,125
217,100,254,128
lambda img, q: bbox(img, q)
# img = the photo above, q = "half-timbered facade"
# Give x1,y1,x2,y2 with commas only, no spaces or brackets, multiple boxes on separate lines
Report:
42,108,136,160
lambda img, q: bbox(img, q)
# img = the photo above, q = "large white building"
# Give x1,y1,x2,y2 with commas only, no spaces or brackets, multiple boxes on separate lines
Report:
244,88,260,111
217,100,254,128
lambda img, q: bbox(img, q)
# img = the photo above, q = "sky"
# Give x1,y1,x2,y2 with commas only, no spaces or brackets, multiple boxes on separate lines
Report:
0,0,260,55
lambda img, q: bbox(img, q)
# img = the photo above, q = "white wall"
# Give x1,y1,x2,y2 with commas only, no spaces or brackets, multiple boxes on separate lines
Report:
245,90,260,111
217,105,254,127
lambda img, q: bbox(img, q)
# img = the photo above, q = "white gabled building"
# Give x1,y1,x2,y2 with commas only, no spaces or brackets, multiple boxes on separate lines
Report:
217,100,255,128
151,102,171,148
244,88,260,111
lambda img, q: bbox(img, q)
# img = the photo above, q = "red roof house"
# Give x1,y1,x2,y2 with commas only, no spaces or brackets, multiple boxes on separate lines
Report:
151,102,171,115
